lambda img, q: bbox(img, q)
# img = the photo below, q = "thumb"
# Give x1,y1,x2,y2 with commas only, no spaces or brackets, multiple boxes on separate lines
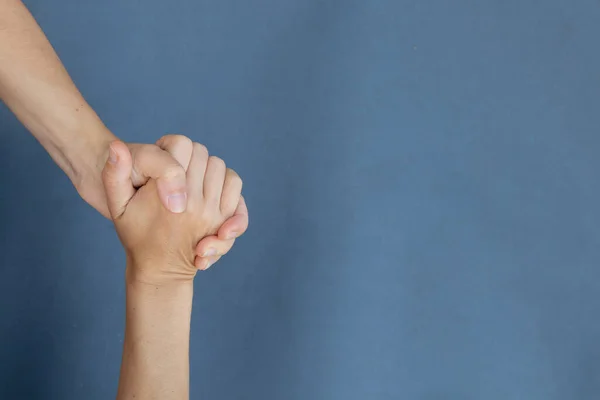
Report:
102,140,135,220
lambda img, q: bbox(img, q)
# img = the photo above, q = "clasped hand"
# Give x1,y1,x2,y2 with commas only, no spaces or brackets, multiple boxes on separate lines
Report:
102,138,243,282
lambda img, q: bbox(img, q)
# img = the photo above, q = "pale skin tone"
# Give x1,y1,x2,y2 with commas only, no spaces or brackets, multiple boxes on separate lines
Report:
0,0,248,268
103,139,241,399
2,1,248,395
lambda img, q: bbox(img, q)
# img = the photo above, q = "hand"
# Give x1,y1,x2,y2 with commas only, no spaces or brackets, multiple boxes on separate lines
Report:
102,140,242,284
77,134,249,270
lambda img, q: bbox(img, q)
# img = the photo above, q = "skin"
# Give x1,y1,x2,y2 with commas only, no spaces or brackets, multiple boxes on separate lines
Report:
104,140,241,399
0,0,248,268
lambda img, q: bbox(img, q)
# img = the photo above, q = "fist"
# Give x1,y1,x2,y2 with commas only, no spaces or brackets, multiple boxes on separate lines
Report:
102,140,242,285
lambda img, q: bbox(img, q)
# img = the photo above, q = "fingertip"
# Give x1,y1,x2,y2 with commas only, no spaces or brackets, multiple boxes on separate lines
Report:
218,215,247,240
109,140,128,156
194,256,219,270
195,236,217,256
102,141,135,219
194,256,205,270
224,231,240,240
238,195,248,214
205,256,220,270
103,141,130,181
106,141,132,170
108,145,118,165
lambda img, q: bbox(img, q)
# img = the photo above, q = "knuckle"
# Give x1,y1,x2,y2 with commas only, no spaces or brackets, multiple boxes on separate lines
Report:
156,134,173,146
154,136,165,147
162,164,186,180
222,196,239,215
221,199,240,218
226,169,243,190
137,144,159,162
157,134,193,153
193,142,209,157
139,143,155,155
226,167,240,180
209,155,226,170
220,203,236,218
231,169,242,184
171,134,193,149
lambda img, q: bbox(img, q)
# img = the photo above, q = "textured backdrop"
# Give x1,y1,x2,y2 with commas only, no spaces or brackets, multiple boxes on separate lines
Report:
1,1,600,399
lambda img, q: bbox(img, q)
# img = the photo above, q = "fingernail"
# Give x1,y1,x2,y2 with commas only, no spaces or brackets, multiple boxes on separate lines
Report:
108,146,118,164
167,193,187,213
205,257,217,270
226,231,239,240
203,248,217,257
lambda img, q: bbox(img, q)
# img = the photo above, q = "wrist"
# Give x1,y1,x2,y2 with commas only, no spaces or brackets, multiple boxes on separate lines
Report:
126,278,194,303
120,265,193,400
125,277,194,335
125,259,197,288
29,95,116,186
64,114,117,216
68,119,117,191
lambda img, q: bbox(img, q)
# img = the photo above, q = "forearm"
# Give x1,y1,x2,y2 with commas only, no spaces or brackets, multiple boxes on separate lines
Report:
0,0,115,186
117,274,193,400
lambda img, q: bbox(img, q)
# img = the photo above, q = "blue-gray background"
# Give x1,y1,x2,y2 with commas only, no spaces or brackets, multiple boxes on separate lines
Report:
1,0,599,399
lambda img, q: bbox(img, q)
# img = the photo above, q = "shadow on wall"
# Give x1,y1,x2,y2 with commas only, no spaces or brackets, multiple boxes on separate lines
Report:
0,107,81,399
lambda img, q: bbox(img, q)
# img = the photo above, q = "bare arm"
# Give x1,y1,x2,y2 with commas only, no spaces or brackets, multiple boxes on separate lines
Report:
103,140,243,399
118,280,193,400
0,0,248,266
0,0,114,189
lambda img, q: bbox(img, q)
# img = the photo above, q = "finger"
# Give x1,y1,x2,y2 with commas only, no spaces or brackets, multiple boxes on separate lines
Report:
203,156,227,204
194,254,222,270
217,195,249,240
195,236,235,258
156,134,193,171
101,140,135,220
220,168,243,217
186,143,209,201
130,144,188,213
